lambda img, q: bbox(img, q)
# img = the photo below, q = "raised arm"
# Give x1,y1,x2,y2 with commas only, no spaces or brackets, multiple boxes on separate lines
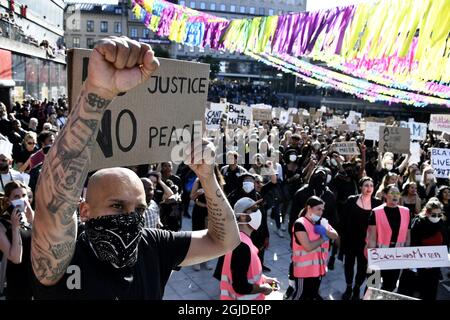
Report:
180,141,240,266
31,37,159,285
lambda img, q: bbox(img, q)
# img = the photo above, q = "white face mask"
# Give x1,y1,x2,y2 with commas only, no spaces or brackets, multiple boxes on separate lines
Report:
11,198,25,212
385,163,393,171
289,154,297,162
310,213,321,223
242,181,255,193
330,159,338,167
326,175,332,184
415,174,422,182
428,216,441,224
426,174,435,182
238,210,262,230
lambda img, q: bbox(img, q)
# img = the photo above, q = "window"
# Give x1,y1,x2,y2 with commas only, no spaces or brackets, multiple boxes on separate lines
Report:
220,4,226,11
130,27,138,38
73,37,80,48
189,46,194,52
200,2,206,9
199,47,204,53
259,8,265,15
249,7,255,14
143,28,150,38
210,3,216,10
86,20,94,32
268,9,274,15
230,5,236,12
114,7,122,14
179,0,186,6
100,21,108,33
178,44,184,51
190,1,196,8
239,6,245,13
86,38,95,49
114,22,122,33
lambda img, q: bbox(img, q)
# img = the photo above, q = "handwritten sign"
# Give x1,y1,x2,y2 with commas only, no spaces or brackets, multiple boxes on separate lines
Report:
205,103,226,130
431,148,450,178
409,142,421,164
252,107,272,121
365,122,385,141
227,104,252,127
326,116,342,128
429,114,450,133
367,246,450,270
334,142,360,155
379,126,410,154
399,120,427,141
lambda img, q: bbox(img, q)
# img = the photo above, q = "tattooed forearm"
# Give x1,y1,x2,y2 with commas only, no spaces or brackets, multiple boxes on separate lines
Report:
32,85,113,285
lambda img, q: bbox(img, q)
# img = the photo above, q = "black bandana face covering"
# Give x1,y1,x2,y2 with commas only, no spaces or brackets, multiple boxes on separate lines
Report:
85,212,144,269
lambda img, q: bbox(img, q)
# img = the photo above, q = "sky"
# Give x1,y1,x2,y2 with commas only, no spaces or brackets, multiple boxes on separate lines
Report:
306,0,376,12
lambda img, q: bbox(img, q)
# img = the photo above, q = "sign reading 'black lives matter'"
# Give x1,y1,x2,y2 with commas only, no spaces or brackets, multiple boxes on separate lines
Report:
68,49,210,171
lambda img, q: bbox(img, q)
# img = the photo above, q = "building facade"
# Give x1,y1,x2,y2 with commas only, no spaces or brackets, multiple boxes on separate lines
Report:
175,0,306,80
0,0,66,109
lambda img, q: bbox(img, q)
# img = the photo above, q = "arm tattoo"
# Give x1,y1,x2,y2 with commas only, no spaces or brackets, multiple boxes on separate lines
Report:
32,88,112,284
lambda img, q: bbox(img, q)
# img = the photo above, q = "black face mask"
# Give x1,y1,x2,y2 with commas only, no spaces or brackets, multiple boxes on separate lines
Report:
0,163,9,171
85,212,144,269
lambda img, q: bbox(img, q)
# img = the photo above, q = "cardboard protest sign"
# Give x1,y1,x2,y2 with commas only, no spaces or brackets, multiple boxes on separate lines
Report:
279,110,290,125
367,246,450,270
205,103,226,130
326,116,342,128
379,126,410,154
252,107,272,121
334,142,360,155
227,104,252,126
431,148,450,178
272,107,282,119
399,120,427,141
429,114,450,133
68,48,209,171
365,122,385,141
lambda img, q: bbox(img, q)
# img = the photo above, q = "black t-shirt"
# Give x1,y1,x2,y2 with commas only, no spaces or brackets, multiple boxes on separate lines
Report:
230,242,253,295
32,228,191,300
369,206,410,246
410,215,444,247
13,146,38,166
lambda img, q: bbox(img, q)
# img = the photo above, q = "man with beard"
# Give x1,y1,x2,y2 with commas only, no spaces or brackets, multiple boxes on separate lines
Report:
30,37,240,300
284,166,337,299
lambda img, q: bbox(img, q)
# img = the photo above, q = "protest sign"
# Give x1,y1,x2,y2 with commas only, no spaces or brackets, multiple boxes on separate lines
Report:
365,122,385,141
379,126,410,154
68,48,209,171
252,107,272,121
326,116,343,128
399,120,427,141
338,124,349,132
272,107,282,119
429,114,450,133
367,246,450,270
279,110,291,125
334,142,360,155
227,104,252,126
409,142,421,164
205,103,226,130
431,148,450,178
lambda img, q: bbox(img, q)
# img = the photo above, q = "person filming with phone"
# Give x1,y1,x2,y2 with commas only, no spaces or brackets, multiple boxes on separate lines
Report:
0,180,34,300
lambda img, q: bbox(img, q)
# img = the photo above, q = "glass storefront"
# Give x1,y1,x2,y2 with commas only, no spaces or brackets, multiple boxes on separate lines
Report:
11,53,66,102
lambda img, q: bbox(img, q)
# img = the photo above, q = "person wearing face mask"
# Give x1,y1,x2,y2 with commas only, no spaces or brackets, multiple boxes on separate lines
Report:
339,177,382,300
0,180,34,300
220,197,280,300
436,186,450,251
400,198,446,300
367,184,411,292
285,167,337,299
30,37,241,300
291,196,339,300
418,166,438,203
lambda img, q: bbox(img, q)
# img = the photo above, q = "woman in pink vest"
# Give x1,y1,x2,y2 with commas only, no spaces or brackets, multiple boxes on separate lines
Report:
367,184,411,292
291,196,338,300
220,197,280,300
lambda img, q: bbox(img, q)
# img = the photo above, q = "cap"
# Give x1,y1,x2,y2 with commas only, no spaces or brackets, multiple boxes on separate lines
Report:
233,197,263,215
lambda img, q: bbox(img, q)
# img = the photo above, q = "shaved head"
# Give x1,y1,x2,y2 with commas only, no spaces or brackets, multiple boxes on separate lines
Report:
81,167,147,220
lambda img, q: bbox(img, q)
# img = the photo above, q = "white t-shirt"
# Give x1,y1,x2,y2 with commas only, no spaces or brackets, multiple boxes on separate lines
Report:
0,168,26,194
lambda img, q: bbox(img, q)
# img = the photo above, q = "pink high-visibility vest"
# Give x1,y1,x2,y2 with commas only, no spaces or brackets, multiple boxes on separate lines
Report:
292,217,330,278
373,204,410,248
220,232,265,300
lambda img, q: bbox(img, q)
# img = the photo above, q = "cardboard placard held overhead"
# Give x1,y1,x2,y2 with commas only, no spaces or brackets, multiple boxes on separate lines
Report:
365,122,385,141
430,148,450,178
399,120,427,141
227,104,252,127
379,126,410,154
429,114,450,133
205,103,226,130
334,142,360,155
68,48,210,171
252,107,272,121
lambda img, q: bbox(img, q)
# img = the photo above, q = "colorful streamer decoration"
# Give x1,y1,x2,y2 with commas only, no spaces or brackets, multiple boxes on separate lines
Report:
131,0,450,107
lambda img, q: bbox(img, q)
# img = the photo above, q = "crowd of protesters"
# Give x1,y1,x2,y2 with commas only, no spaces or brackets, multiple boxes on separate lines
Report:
0,92,449,300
